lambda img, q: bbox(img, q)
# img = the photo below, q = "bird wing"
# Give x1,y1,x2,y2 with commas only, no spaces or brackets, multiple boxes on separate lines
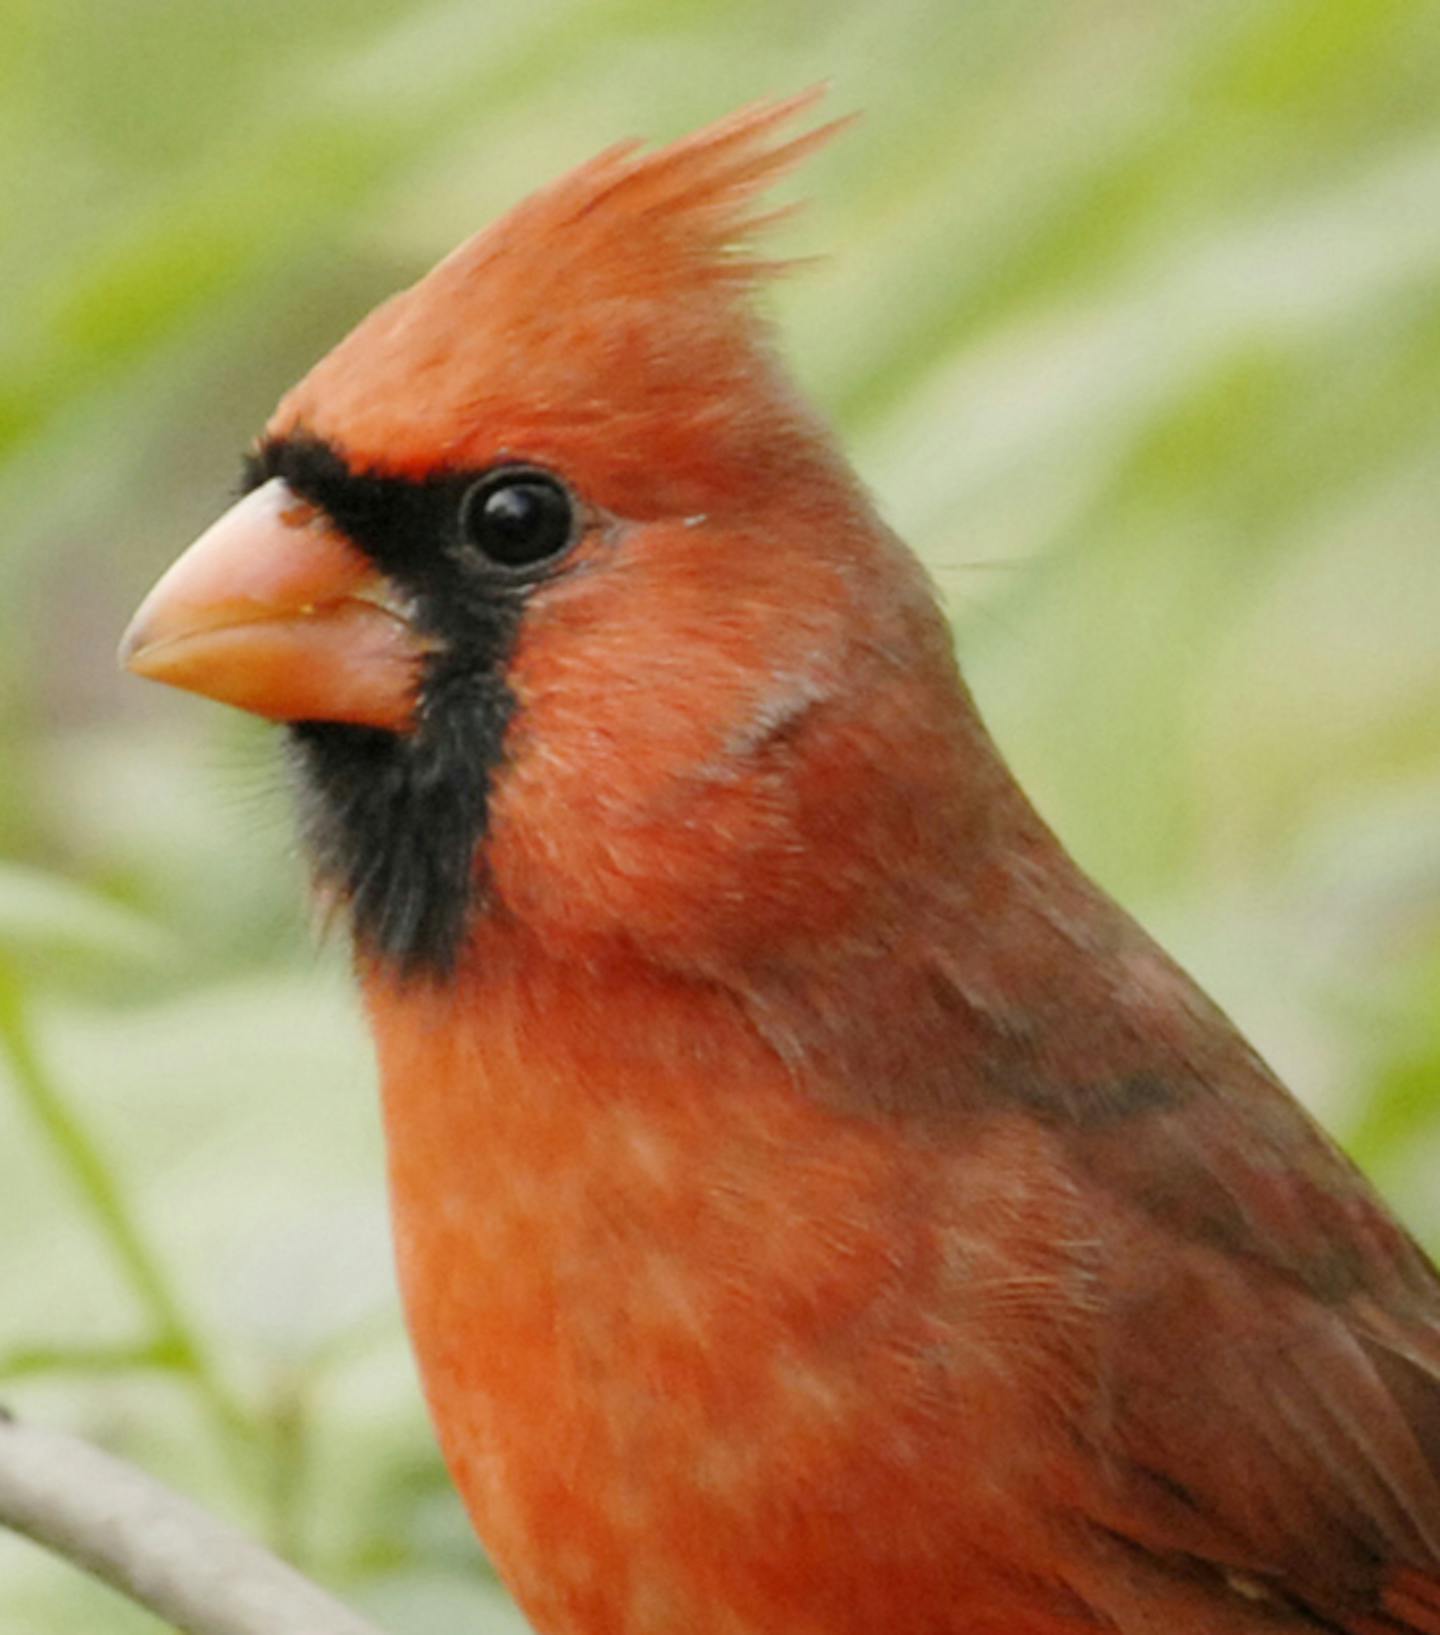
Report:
1062,1059,1440,1632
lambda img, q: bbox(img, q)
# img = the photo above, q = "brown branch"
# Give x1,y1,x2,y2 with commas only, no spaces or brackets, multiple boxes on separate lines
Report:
0,1410,386,1635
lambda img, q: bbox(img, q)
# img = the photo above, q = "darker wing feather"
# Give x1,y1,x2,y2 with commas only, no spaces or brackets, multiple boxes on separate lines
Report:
1066,1051,1440,1630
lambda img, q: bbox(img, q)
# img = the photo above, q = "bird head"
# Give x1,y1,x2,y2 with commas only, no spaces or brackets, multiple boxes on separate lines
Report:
122,93,994,983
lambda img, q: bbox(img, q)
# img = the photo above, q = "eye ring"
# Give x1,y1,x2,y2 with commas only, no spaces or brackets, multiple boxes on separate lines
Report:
457,466,578,572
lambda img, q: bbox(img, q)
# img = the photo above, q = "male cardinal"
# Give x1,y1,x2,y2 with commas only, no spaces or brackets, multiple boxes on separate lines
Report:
121,92,1440,1634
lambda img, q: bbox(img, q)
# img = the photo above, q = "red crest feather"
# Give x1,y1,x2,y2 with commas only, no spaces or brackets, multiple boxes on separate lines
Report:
270,90,852,492
500,85,850,294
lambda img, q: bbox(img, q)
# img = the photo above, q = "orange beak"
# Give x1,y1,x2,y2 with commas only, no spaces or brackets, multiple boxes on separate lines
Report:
120,478,430,731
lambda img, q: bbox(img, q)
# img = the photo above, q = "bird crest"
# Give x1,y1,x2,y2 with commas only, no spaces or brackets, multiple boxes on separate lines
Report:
444,84,845,298
269,90,849,485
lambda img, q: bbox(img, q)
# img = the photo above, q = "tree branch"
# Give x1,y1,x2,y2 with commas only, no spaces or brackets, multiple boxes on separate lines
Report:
0,1410,386,1635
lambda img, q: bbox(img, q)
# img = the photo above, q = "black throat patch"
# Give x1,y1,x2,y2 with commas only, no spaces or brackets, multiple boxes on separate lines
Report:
244,434,532,979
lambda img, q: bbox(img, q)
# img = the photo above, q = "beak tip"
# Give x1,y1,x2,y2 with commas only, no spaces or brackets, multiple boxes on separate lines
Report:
117,610,156,675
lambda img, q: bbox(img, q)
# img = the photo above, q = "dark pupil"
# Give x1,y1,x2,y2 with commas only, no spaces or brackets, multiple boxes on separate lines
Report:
466,476,572,567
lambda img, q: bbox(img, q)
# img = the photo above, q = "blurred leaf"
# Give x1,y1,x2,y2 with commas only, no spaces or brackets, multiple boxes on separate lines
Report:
0,862,174,985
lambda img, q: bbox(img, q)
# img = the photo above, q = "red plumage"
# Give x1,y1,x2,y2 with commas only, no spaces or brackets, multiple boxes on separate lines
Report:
124,93,1440,1634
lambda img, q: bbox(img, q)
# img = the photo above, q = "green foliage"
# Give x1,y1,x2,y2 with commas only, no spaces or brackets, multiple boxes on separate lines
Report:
2,1,1438,1629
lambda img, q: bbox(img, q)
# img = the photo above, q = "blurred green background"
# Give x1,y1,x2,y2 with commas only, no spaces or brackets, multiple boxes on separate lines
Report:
2,1,1438,1629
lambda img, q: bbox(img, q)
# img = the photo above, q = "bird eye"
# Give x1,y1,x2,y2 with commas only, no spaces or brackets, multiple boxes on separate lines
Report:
458,467,577,570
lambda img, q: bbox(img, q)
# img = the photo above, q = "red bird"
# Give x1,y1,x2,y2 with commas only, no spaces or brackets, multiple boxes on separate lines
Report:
122,93,1440,1634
